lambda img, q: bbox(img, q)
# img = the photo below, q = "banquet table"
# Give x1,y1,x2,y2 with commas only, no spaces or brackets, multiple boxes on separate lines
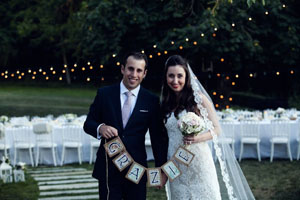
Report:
1,120,299,166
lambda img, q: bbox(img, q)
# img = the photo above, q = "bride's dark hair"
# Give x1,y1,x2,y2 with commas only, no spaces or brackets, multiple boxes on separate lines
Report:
161,55,199,122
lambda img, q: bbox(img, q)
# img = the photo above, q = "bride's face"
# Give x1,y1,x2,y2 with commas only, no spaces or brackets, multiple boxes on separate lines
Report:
166,65,186,94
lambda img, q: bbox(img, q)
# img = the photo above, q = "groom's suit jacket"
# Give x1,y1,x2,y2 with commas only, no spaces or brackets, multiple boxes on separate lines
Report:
84,83,168,182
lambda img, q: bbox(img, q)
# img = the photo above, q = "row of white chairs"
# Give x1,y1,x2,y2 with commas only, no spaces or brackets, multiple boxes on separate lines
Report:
220,120,299,162
0,123,100,166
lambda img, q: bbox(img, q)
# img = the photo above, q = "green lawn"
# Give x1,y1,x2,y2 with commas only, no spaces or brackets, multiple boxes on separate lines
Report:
1,85,300,199
1,161,300,200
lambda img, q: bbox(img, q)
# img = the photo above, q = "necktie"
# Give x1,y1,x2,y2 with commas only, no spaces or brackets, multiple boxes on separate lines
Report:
122,91,133,128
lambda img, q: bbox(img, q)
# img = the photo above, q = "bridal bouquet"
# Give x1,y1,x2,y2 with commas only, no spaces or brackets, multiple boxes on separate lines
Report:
177,112,206,136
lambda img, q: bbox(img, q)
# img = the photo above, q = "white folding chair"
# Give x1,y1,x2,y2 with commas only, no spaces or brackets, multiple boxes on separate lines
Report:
33,123,57,166
12,126,35,167
89,136,100,164
220,122,236,155
0,123,10,157
61,124,83,165
239,121,261,162
270,120,293,162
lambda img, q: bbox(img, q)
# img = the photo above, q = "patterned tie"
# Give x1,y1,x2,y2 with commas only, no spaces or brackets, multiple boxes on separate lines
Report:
122,91,133,128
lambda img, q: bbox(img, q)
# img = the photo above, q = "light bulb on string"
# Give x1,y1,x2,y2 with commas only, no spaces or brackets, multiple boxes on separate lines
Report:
5,75,8,79
101,77,104,81
46,76,49,80
141,50,145,54
248,17,252,21
149,55,153,58
39,69,42,72
32,76,35,80
249,73,253,77
265,11,269,15
226,105,230,109
290,70,294,74
229,97,233,101
74,64,77,67
87,62,91,65
62,70,66,74
21,73,24,76
112,54,116,57
282,4,286,8
201,33,205,37
116,62,120,66
90,66,93,70
185,38,189,42
153,44,157,48
43,72,46,75
5,71,8,74
59,77,62,81
193,41,197,45
18,76,22,80
64,64,67,68
52,71,56,75
213,92,217,96
82,67,85,71
276,72,280,76
33,71,37,75
100,65,104,69
171,41,175,45
215,104,219,108
232,82,236,86
50,67,53,71
214,27,218,31
87,77,90,82
16,70,20,74
164,51,168,54
71,68,75,72
157,52,161,56
232,23,235,27
179,46,183,50
235,74,239,78
11,73,14,77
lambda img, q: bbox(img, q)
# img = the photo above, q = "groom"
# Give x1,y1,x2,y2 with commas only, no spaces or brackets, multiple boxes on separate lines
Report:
84,52,168,200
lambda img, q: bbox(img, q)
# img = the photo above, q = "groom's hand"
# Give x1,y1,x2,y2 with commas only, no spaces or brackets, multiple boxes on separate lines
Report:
99,125,118,139
157,172,168,189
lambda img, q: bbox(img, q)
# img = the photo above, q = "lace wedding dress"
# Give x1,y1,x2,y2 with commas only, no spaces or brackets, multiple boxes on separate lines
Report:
166,110,222,200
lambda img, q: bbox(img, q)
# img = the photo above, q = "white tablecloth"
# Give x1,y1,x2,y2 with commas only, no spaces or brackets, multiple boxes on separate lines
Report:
1,120,299,166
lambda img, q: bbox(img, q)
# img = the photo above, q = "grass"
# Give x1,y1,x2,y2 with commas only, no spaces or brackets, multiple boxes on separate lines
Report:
0,84,96,117
1,84,300,199
1,160,299,200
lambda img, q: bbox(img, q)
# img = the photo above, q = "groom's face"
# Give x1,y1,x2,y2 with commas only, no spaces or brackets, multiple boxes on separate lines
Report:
121,56,147,90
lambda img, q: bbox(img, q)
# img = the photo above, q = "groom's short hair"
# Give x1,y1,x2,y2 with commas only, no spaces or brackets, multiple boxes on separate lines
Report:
124,52,148,70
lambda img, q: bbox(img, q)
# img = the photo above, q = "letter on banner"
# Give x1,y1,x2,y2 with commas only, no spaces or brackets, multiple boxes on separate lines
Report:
113,151,133,171
147,168,162,187
174,146,195,166
161,160,181,182
104,137,125,157
125,162,146,184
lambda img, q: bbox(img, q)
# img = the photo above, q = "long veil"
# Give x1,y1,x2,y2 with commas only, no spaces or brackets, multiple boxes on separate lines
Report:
165,65,255,200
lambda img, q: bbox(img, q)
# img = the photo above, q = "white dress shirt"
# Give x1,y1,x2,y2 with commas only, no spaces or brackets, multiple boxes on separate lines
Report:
96,81,140,139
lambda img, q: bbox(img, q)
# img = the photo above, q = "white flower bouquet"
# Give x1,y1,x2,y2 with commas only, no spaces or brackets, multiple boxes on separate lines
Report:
177,112,206,136
0,115,9,123
63,113,77,122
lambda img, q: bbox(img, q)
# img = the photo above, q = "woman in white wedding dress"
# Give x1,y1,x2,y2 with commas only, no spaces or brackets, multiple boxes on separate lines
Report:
161,55,255,200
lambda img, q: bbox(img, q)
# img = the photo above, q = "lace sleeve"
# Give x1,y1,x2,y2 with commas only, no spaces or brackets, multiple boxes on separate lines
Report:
200,94,221,136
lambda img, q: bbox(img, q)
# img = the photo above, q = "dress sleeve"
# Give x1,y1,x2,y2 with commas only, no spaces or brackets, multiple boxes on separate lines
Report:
201,94,221,136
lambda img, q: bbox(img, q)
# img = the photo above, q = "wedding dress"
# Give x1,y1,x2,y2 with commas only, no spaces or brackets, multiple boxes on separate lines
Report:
166,110,222,200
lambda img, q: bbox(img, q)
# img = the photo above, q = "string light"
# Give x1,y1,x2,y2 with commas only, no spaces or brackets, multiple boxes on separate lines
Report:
100,65,104,69
62,70,66,74
4,75,8,79
193,41,197,45
290,70,294,74
50,67,53,71
39,69,42,72
185,38,189,42
201,33,205,37
225,76,230,80
74,64,77,67
235,74,239,78
101,77,104,81
226,105,230,109
90,66,93,70
213,92,217,95
220,95,224,99
33,71,37,75
149,55,153,58
16,70,20,74
82,67,86,71
1,73,4,76
220,58,224,62
141,50,145,54
164,51,168,54
249,73,253,77
157,52,161,56
71,69,75,72
112,54,116,57
21,73,24,76
215,104,219,108
282,4,286,8
217,73,221,77
265,11,269,15
64,64,67,68
229,97,233,101
32,76,35,80
43,72,46,75
153,45,157,48
87,62,91,65
59,77,62,81
214,28,218,31
18,76,22,79
116,62,120,66
11,73,14,77
232,82,236,86
248,17,252,21
5,71,8,74
171,41,175,45
46,76,49,80
87,77,90,82
28,70,31,73
52,71,56,75
179,46,183,50
276,72,280,75
212,33,216,37
232,23,235,27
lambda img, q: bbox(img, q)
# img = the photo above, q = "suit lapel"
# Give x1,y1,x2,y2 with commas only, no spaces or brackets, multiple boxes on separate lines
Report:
111,84,123,130
124,87,145,130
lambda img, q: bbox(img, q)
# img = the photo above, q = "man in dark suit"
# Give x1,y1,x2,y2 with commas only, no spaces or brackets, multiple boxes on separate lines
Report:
84,52,168,200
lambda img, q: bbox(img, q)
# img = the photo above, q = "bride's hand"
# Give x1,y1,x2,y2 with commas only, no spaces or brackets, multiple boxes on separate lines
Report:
183,134,202,145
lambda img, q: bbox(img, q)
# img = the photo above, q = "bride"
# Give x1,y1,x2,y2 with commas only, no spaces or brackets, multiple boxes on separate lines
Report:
161,55,255,200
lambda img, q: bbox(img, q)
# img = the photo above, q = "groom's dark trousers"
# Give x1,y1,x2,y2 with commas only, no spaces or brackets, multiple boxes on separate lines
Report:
84,84,168,200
